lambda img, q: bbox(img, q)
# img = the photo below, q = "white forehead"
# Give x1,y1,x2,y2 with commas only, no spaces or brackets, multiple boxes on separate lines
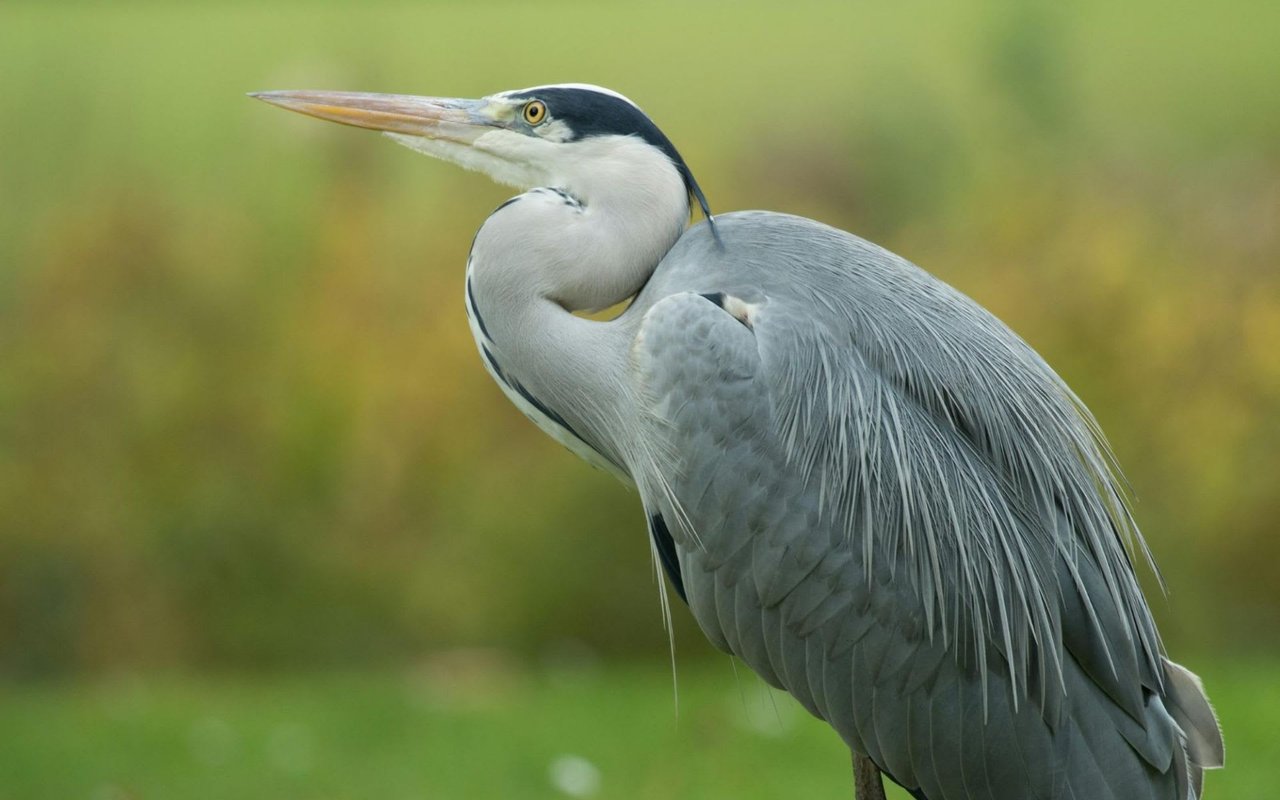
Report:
493,83,641,109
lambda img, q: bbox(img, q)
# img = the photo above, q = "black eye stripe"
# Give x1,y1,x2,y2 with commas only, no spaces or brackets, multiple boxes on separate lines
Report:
504,86,712,222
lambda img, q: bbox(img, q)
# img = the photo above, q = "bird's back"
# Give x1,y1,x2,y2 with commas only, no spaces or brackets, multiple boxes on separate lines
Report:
623,211,1222,799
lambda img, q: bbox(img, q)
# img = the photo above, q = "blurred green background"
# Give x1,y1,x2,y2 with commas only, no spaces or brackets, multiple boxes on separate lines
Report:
1,0,1276,797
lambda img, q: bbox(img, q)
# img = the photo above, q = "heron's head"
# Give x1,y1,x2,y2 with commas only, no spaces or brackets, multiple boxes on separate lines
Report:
251,83,713,223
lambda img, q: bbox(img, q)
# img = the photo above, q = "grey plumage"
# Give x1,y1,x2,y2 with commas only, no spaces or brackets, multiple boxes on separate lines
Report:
626,212,1218,798
253,83,1224,799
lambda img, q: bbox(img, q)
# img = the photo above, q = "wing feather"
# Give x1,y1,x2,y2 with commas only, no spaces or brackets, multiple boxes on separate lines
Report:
625,213,1215,799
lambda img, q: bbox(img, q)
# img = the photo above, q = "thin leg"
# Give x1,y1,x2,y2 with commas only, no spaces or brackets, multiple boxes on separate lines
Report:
853,751,887,800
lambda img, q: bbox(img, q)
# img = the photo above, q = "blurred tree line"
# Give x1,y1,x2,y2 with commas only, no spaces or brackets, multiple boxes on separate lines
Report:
1,0,1276,677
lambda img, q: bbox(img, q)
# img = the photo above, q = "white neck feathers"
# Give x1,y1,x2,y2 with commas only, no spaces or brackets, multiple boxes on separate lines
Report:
469,135,689,313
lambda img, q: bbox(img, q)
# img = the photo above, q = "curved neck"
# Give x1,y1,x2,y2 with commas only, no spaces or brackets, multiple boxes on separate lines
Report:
464,139,689,471
473,135,689,312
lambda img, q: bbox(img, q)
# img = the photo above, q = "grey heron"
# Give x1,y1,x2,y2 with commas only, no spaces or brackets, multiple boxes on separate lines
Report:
252,84,1224,799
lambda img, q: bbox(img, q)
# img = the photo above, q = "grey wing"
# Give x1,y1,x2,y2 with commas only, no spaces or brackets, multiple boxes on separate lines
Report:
629,272,1218,798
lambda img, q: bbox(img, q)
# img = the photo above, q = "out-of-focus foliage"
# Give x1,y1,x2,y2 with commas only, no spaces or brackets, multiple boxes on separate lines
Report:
0,0,1277,676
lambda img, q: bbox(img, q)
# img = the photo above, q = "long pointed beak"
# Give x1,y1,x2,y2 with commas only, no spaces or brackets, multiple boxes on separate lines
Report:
250,90,497,143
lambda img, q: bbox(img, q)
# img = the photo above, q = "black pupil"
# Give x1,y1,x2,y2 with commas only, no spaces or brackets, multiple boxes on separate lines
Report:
529,104,540,119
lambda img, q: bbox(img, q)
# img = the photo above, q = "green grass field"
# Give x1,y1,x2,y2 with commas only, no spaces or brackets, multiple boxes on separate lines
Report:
0,656,1271,799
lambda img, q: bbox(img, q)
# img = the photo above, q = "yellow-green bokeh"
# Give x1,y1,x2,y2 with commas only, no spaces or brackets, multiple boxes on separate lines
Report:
2,0,1277,690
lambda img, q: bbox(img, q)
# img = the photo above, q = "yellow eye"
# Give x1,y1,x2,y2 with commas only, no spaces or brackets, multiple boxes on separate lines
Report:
523,100,547,125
